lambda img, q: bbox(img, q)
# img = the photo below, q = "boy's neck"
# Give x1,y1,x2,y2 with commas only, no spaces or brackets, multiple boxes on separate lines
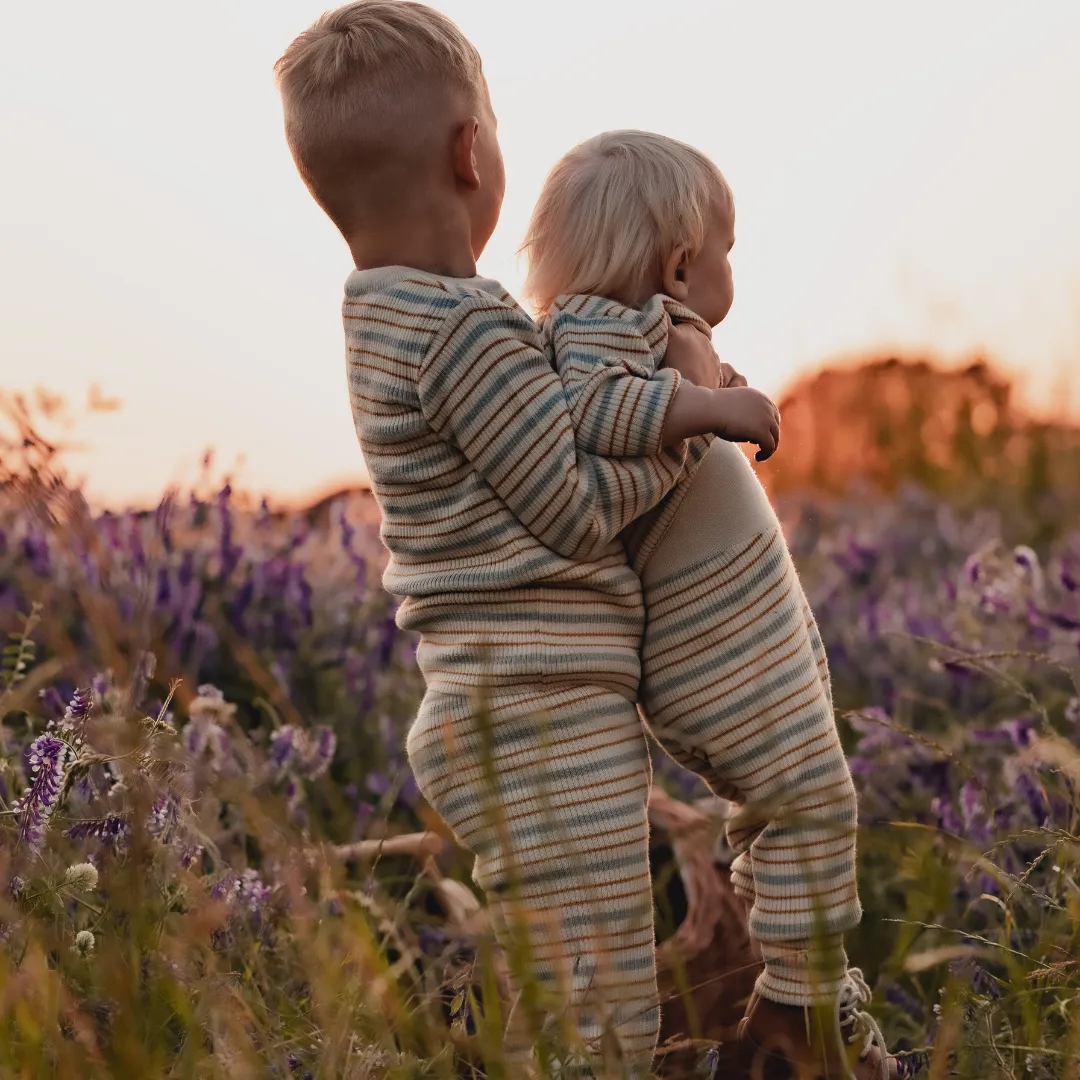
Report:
348,195,478,279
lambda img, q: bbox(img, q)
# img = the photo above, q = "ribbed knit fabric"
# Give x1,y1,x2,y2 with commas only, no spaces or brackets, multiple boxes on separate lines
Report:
407,683,659,1077
546,297,862,1007
342,267,685,1073
343,267,687,691
544,292,714,576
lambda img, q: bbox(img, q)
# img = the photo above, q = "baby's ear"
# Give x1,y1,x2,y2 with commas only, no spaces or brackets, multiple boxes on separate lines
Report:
662,246,690,301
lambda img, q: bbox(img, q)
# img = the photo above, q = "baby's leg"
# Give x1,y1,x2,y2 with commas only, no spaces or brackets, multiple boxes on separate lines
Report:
640,442,858,1007
407,682,659,1077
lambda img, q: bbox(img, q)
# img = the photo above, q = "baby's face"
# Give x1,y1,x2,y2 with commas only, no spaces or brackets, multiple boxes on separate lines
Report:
682,205,735,327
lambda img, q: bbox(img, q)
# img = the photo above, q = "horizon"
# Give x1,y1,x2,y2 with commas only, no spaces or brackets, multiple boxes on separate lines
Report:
2,1,1078,512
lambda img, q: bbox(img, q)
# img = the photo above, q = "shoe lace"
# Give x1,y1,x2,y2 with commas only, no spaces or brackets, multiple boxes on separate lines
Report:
834,968,890,1078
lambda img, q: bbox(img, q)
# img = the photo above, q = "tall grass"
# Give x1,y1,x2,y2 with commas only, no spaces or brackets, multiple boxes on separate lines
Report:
1,387,1079,1077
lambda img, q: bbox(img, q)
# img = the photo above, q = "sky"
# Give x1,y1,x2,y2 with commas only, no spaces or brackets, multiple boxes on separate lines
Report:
2,1,1078,511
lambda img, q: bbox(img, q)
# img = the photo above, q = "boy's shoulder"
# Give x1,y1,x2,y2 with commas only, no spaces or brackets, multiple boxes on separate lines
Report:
343,265,528,325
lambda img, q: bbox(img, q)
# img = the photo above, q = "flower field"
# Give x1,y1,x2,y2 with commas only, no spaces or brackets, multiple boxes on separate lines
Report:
1,385,1079,1079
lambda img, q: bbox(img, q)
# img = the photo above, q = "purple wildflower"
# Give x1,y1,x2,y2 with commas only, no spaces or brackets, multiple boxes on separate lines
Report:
269,726,298,776
962,554,981,586
237,869,272,914
148,792,181,843
155,567,171,607
65,816,131,846
227,577,254,631
1048,610,1080,631
399,772,419,808
1013,770,1048,825
932,796,963,836
53,686,92,737
211,870,240,901
177,550,195,589
698,1044,720,1080
14,734,73,851
185,719,209,758
1014,546,1037,572
366,771,390,797
886,984,923,1019
21,531,51,576
216,484,243,580
175,838,204,869
297,727,336,780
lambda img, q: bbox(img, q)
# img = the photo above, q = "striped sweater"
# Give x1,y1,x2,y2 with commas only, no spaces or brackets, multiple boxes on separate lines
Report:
543,293,718,573
342,265,688,685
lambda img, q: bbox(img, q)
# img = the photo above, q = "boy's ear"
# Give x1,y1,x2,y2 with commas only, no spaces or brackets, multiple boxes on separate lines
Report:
451,117,482,190
662,246,690,301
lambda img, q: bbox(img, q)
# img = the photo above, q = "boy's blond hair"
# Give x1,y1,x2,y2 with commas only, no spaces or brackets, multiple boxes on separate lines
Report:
275,1,484,236
522,130,734,315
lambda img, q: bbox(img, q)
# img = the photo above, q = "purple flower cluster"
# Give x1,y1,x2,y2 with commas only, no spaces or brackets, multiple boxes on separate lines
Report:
211,867,272,915
64,816,131,846
14,734,73,852
148,792,181,843
268,724,336,782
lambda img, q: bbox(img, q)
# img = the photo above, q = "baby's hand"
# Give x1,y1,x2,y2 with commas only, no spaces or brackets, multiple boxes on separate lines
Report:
713,387,781,461
719,362,748,389
663,321,721,389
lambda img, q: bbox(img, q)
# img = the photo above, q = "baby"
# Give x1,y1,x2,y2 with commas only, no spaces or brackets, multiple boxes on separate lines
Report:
524,131,900,1079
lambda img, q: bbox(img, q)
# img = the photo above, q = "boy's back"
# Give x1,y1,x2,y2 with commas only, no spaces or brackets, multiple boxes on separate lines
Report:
344,264,681,692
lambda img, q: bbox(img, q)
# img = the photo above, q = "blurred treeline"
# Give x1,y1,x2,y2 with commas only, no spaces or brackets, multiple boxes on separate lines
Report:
757,357,1080,541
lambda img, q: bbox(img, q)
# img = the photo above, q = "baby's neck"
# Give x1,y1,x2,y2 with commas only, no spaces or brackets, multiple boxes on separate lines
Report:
348,194,478,279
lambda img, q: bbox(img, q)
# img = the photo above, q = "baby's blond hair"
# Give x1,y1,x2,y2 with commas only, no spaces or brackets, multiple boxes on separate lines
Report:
522,130,734,315
275,1,485,236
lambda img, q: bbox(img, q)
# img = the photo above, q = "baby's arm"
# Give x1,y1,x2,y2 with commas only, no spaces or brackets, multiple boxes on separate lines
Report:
550,296,780,460
417,293,687,561
662,382,780,460
551,295,682,458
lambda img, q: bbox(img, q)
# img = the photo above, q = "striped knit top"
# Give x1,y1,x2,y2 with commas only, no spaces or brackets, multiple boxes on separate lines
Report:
342,265,688,645
543,293,717,575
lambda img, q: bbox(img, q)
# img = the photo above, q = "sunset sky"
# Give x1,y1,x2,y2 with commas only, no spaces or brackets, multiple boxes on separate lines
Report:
2,1,1078,511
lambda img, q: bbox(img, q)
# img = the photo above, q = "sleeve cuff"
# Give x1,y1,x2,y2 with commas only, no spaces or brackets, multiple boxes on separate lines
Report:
618,366,682,457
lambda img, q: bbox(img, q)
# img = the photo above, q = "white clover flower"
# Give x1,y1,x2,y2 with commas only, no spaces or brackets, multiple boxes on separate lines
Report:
64,862,99,892
73,930,95,956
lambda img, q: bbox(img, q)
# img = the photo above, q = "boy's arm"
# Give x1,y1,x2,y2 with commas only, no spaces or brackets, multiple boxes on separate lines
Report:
417,294,685,561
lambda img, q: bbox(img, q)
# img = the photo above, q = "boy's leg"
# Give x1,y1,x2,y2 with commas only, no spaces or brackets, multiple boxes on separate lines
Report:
407,682,659,1078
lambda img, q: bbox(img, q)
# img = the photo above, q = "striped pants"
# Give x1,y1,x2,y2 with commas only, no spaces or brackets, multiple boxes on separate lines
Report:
407,679,659,1077
638,440,860,1006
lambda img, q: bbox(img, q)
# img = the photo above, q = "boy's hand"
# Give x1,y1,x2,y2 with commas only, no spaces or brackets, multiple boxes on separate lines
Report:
714,387,781,461
664,320,721,389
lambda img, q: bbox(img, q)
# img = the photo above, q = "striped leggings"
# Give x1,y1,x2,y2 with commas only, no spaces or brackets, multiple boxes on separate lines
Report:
407,679,658,1077
639,440,860,1006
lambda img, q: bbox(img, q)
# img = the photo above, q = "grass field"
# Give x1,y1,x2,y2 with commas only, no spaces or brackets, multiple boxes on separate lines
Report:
1,375,1079,1079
